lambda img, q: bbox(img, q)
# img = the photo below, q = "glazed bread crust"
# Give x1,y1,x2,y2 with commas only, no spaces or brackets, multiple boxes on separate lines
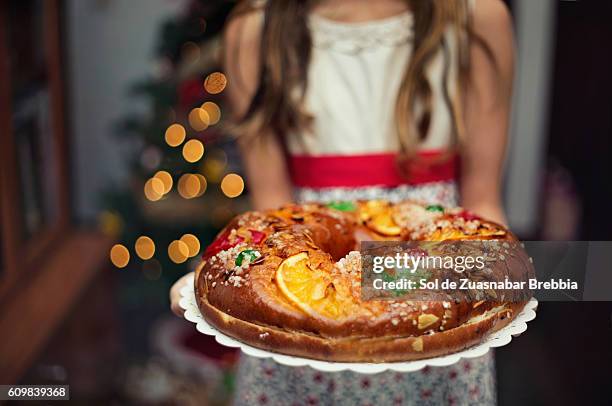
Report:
194,201,532,362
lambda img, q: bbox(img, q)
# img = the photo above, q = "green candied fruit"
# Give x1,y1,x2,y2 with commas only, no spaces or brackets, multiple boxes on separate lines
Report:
425,204,445,213
235,249,261,266
326,201,356,212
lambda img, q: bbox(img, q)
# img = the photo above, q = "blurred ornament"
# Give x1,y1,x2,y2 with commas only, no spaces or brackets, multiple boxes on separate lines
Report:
201,101,221,125
110,244,130,268
204,72,227,94
98,211,123,237
201,149,227,182
140,146,163,171
168,240,190,264
165,124,186,147
220,173,244,198
135,236,156,260
179,79,205,110
182,139,205,163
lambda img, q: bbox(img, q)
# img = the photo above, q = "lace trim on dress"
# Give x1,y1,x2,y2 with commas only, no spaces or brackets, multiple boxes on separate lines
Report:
294,181,459,207
308,11,413,54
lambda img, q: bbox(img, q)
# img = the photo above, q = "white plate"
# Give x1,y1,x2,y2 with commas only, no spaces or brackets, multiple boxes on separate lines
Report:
179,273,538,374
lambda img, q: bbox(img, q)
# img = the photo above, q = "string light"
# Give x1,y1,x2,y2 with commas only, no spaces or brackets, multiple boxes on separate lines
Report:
188,108,209,132
98,211,123,237
177,174,201,199
202,149,227,182
201,101,221,125
153,170,173,194
168,240,190,264
165,124,186,147
220,173,245,198
194,174,207,197
144,177,165,201
180,234,201,257
135,236,155,260
204,72,227,94
182,139,205,163
110,244,130,268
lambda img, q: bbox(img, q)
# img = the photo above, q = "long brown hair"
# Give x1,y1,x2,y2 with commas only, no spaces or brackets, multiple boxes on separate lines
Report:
230,0,495,160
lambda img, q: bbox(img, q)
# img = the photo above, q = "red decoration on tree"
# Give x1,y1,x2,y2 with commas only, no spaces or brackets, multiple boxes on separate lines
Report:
178,78,205,110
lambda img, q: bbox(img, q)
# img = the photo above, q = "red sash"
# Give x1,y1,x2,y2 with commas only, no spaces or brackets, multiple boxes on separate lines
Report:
289,151,458,188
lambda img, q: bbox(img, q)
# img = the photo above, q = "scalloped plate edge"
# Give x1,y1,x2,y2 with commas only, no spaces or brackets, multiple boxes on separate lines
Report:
180,278,538,374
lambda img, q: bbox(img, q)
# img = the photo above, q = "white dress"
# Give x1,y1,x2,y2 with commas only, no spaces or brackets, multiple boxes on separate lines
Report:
288,10,461,206
234,5,496,406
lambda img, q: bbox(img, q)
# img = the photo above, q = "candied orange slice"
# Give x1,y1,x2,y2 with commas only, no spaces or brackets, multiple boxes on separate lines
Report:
276,252,352,319
368,213,402,236
358,200,401,236
358,200,387,221
427,228,467,241
427,226,507,241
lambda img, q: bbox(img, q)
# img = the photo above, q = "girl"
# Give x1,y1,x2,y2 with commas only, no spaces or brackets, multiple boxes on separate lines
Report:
172,0,514,404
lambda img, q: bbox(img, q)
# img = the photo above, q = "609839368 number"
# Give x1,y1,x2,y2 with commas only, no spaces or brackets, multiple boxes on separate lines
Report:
1,385,69,400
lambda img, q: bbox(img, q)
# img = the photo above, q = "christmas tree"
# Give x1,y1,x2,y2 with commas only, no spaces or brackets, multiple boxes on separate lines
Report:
105,0,247,276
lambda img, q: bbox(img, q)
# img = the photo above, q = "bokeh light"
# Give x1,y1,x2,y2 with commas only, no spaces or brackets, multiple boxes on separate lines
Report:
110,244,130,268
194,174,207,197
188,108,209,132
182,139,205,163
98,211,123,237
168,240,190,264
135,236,155,260
140,146,162,171
165,123,186,147
144,177,165,201
220,173,245,198
181,41,200,63
142,259,162,281
153,170,173,194
204,72,227,94
202,149,227,182
177,174,201,199
201,101,221,125
180,234,201,257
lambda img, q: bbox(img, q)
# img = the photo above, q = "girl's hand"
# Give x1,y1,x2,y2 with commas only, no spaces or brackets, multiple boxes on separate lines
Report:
169,272,193,317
